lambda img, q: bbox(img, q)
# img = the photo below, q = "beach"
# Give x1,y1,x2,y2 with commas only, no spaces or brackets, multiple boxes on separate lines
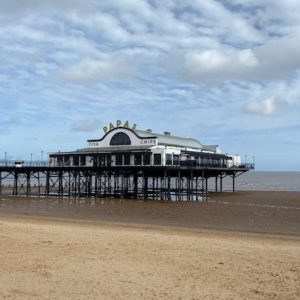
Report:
1,191,300,299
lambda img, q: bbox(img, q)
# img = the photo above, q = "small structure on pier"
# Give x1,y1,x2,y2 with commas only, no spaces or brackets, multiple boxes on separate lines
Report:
0,121,254,200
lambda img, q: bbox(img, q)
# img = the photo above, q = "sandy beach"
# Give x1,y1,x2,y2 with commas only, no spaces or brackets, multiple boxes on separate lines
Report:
1,191,300,299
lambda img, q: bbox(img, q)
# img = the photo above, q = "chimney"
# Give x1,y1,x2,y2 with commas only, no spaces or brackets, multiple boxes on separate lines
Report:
146,129,152,133
164,131,171,135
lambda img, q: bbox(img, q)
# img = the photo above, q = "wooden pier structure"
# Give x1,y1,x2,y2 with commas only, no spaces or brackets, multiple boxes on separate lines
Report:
0,164,253,200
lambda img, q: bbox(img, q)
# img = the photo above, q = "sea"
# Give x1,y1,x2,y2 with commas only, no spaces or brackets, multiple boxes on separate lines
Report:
220,171,300,192
1,171,300,192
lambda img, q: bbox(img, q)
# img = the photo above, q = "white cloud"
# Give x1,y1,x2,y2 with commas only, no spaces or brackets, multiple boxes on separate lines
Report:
0,0,94,15
177,48,258,84
245,96,286,116
175,34,300,84
58,57,137,83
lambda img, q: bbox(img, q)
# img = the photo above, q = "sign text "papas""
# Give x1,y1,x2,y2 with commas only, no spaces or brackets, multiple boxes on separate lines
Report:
103,120,137,133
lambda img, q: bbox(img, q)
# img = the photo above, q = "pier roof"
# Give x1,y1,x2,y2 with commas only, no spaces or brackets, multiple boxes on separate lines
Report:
135,130,216,151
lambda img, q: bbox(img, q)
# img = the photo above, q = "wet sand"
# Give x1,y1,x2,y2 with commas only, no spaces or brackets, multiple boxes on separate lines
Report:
1,191,300,236
0,191,300,299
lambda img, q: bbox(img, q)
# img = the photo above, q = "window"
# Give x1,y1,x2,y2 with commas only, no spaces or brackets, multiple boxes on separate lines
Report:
173,155,179,165
124,153,131,165
166,154,172,165
154,154,161,165
110,132,131,145
106,154,111,166
115,154,123,165
73,156,79,166
143,153,151,165
57,156,63,165
134,154,142,165
80,155,86,166
98,155,106,166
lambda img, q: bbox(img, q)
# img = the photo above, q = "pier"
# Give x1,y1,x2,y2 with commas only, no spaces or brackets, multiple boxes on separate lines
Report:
0,163,254,200
0,123,255,200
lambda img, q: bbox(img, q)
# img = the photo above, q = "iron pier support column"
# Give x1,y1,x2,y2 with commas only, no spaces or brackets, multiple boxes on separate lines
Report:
46,171,50,197
233,173,235,192
144,174,148,200
94,172,98,198
190,170,193,201
133,172,138,199
220,174,223,193
78,171,81,198
205,176,208,200
164,169,167,201
178,170,181,201
201,170,205,200
26,171,31,197
13,172,18,196
38,171,41,196
59,171,63,198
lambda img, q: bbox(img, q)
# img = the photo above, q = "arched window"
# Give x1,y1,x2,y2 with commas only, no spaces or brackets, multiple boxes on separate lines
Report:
110,132,131,146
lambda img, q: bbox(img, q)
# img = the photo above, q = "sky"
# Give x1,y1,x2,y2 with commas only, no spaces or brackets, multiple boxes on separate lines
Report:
0,0,300,171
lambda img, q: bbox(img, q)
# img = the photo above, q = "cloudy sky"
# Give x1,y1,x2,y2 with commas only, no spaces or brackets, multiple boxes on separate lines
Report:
1,0,300,171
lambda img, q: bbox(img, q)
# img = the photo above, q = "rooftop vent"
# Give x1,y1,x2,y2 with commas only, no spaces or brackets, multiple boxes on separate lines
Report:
146,129,152,133
164,131,171,135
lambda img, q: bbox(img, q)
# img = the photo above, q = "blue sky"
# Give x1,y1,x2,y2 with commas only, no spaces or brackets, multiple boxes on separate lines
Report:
0,0,300,171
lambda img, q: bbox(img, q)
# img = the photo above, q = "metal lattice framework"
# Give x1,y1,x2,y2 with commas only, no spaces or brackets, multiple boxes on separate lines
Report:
0,165,251,201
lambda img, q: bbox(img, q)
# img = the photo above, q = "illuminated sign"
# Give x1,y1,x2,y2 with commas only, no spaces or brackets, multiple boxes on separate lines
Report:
103,120,137,133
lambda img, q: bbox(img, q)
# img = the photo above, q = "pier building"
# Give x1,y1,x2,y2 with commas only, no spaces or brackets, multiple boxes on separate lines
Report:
49,125,240,169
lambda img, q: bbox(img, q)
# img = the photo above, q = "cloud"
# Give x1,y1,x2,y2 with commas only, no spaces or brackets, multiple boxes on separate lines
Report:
244,96,286,116
58,57,137,83
174,34,300,84
0,0,94,15
177,48,258,84
70,119,100,132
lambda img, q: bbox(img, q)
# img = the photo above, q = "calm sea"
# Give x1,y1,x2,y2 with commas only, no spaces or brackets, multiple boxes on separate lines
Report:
221,171,300,192
1,171,299,192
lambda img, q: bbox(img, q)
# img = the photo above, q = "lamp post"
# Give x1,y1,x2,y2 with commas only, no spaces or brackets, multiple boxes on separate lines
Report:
41,150,44,166
4,152,7,166
30,153,33,166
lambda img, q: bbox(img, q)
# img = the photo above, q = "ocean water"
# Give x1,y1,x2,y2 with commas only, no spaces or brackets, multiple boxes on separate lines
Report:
221,171,300,192
1,171,300,192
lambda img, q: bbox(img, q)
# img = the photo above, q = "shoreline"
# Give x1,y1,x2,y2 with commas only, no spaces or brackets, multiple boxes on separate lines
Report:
1,212,300,241
1,190,300,236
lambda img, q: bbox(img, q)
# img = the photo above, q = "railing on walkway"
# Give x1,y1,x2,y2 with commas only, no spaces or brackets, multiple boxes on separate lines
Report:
0,159,254,170
0,160,48,167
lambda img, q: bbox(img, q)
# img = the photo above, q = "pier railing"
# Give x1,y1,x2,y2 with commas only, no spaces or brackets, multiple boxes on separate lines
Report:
0,159,254,170
0,160,48,167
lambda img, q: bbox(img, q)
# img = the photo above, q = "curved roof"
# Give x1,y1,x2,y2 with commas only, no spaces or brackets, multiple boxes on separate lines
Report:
135,130,204,150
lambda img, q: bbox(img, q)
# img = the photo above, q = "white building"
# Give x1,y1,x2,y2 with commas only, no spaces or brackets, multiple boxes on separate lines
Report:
49,125,240,168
